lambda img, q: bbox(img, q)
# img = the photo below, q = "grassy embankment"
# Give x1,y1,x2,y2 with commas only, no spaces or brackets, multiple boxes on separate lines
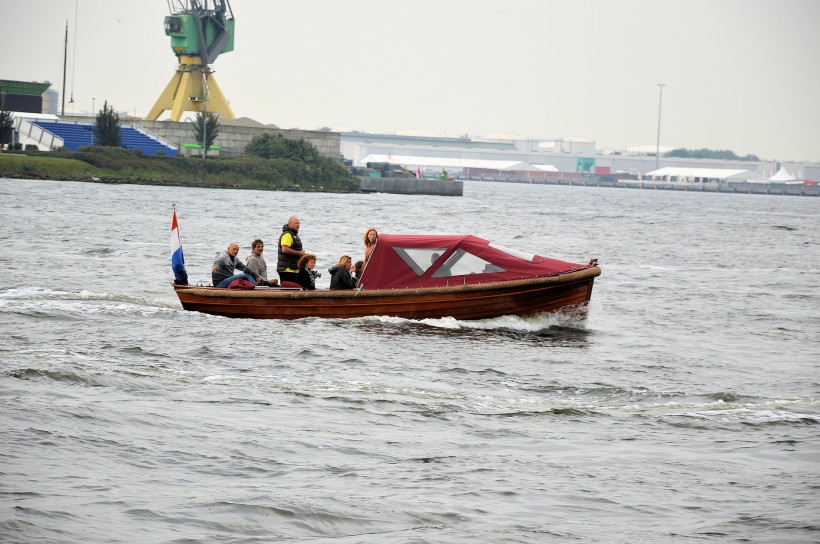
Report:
0,146,360,192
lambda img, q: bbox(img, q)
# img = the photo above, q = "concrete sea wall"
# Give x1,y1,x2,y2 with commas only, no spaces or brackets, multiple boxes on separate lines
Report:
136,120,342,160
358,176,463,196
480,177,820,197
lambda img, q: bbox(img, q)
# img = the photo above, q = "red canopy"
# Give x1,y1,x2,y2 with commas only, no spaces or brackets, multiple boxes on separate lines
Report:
358,234,587,290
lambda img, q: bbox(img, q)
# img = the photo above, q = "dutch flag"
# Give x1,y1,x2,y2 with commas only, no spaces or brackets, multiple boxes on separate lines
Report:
171,207,188,284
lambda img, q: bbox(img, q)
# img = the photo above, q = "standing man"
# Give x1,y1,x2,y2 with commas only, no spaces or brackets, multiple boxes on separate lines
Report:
212,243,261,287
277,216,307,284
246,239,279,287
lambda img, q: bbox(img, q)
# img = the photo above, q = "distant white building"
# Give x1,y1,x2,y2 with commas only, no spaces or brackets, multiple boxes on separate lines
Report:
339,131,819,182
359,153,558,173
536,137,596,154
625,144,676,155
644,167,751,182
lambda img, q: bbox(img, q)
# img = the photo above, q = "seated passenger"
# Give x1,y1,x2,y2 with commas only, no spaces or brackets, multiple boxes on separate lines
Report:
246,239,279,287
212,243,261,288
429,252,447,275
352,260,364,284
328,255,356,290
296,253,319,290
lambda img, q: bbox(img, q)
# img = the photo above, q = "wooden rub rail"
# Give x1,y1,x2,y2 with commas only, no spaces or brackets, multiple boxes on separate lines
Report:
178,265,602,298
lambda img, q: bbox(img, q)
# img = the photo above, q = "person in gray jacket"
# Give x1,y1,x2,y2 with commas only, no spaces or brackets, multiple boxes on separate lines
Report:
245,239,279,287
212,243,261,287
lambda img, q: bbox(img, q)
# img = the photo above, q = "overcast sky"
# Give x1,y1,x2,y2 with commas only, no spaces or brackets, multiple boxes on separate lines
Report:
2,0,819,162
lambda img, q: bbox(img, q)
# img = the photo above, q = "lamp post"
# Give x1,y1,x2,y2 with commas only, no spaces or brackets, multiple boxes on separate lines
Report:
655,84,666,171
201,103,207,159
91,97,96,145
201,72,209,159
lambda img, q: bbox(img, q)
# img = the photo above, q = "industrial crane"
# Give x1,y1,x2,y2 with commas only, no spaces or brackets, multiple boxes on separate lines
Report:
147,0,236,121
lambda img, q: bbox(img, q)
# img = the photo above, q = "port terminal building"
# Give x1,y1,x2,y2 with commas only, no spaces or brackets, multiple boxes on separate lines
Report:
339,131,819,183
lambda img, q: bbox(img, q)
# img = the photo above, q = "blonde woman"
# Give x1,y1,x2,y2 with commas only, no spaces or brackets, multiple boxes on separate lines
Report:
328,255,356,290
362,228,379,263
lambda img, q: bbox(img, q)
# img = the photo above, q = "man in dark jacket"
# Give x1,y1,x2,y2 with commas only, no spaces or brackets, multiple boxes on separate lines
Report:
212,243,261,287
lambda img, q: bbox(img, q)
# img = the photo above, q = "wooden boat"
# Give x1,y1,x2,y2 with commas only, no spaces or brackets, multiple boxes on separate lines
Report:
172,234,601,320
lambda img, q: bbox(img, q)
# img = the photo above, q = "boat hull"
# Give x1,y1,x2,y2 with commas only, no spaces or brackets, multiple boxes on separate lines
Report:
172,266,600,320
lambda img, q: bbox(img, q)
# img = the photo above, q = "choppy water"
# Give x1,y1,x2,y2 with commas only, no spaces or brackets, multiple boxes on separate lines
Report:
1,178,818,543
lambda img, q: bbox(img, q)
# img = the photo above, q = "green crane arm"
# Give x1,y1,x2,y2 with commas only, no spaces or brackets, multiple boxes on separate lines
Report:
164,0,235,65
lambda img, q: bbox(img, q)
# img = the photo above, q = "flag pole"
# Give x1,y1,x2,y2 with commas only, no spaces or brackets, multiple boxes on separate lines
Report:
171,203,189,285
172,203,181,243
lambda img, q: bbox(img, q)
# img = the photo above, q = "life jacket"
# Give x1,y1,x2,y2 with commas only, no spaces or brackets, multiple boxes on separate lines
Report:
277,224,303,272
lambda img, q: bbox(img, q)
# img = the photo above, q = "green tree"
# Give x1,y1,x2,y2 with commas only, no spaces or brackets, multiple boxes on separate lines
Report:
245,132,286,159
245,132,320,162
282,136,320,162
666,147,760,161
93,101,121,147
245,132,356,189
192,112,220,157
0,99,14,146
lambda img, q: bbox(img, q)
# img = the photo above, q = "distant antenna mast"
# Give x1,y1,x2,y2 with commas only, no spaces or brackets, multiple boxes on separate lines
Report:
147,0,236,121
655,83,666,170
69,0,78,107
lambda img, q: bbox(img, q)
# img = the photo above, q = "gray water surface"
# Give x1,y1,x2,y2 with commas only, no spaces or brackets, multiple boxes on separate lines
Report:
1,179,818,543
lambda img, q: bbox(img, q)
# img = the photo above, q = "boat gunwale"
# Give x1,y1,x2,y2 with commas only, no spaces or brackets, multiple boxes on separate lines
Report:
173,265,601,299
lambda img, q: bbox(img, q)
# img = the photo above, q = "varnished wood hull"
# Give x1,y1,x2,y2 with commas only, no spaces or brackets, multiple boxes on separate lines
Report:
172,265,600,320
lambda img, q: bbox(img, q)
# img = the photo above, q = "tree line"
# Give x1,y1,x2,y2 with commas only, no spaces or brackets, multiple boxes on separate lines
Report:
665,148,760,161
1,100,358,192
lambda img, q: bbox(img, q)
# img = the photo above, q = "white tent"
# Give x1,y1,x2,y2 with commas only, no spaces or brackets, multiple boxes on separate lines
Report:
769,167,796,182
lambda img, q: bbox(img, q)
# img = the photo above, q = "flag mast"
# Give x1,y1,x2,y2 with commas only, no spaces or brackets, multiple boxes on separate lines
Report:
171,203,189,285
